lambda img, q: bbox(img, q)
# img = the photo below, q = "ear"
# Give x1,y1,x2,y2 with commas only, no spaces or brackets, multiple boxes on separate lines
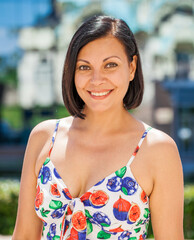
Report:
129,55,137,81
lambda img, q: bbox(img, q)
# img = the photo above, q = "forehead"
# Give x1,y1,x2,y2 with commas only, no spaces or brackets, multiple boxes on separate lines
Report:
77,36,128,60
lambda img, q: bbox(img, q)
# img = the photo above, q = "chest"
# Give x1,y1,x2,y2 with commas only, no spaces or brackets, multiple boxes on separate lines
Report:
47,131,150,199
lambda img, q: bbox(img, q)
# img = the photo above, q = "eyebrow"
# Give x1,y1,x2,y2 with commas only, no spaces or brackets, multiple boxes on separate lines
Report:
77,56,121,64
103,56,121,62
77,59,90,64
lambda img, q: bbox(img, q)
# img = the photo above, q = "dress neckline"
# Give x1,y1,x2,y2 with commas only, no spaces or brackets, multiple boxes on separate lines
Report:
42,157,150,201
43,122,152,200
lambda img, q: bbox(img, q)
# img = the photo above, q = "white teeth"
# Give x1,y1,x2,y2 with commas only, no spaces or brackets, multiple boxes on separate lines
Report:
90,90,111,96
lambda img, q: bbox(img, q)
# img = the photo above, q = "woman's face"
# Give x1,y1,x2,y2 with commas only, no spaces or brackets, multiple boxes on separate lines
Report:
74,36,137,114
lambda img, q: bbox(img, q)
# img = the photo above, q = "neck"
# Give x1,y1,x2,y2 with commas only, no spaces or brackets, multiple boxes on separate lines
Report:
73,106,136,136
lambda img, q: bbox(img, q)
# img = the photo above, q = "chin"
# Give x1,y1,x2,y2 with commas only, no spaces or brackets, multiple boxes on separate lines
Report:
84,104,117,115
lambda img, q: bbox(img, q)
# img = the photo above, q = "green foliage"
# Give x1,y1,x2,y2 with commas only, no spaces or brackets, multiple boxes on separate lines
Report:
1,105,23,129
0,182,194,237
184,185,194,239
2,105,70,130
30,105,70,127
0,179,20,235
0,60,17,87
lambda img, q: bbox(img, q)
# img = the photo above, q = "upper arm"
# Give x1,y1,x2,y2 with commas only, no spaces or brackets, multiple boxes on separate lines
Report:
12,120,55,240
149,132,184,240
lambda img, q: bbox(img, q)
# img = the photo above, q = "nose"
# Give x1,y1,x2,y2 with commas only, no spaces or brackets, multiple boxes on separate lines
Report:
90,70,105,85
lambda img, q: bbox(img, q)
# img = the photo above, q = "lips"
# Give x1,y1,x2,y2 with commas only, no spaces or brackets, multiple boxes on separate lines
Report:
88,89,113,98
90,90,111,96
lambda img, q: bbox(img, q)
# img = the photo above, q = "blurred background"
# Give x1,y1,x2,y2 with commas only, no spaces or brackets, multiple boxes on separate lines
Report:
0,0,194,238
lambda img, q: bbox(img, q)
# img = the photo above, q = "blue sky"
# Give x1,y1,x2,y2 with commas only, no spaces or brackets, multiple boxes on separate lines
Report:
0,0,52,28
0,0,52,56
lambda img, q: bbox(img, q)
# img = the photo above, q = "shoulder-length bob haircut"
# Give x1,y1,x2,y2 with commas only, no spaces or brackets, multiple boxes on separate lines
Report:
62,15,144,119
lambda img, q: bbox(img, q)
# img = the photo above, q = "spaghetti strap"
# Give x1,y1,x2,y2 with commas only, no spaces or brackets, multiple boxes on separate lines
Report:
48,119,60,157
126,126,152,167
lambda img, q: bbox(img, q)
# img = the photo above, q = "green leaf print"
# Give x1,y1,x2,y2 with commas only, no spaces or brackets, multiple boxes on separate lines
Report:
85,209,93,218
41,174,44,184
129,237,137,240
97,230,111,239
49,200,62,209
47,232,51,238
86,219,93,235
134,227,141,233
115,166,127,178
44,157,50,165
40,208,50,217
121,187,128,195
53,236,60,240
136,219,143,226
100,223,110,227
144,208,150,218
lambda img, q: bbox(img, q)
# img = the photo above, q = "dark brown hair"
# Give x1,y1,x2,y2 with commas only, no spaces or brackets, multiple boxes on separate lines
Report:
62,15,144,119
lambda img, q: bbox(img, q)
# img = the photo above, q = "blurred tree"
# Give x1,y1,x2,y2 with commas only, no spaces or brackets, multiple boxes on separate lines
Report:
0,56,17,134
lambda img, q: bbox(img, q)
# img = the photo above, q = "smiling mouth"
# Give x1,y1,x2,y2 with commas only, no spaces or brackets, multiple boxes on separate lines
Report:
90,90,112,96
88,90,113,97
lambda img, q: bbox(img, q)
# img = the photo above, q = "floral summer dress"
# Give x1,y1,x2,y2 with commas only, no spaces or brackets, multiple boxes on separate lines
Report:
35,120,152,240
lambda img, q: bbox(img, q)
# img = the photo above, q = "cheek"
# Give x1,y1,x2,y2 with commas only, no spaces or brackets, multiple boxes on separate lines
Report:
111,71,130,87
74,75,84,90
74,73,90,89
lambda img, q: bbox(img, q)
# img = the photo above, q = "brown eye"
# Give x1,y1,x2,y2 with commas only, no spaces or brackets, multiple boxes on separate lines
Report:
78,65,90,70
105,62,118,68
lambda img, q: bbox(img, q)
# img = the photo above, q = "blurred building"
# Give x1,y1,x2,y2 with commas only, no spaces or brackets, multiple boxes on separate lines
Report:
0,0,194,176
146,1,194,175
17,0,61,108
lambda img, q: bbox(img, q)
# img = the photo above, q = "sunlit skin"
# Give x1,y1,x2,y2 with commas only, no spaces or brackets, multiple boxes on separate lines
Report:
75,36,137,118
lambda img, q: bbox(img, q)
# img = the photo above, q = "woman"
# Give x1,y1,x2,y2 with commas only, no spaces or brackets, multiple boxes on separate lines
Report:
13,15,184,240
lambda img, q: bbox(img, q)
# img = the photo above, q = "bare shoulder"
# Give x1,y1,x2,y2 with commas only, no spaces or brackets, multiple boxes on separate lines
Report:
34,114,73,137
26,119,60,176
25,119,58,162
29,119,58,147
146,127,177,148
32,117,74,173
146,127,180,158
58,116,74,131
146,127,180,162
30,116,73,143
30,117,73,140
145,127,183,183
